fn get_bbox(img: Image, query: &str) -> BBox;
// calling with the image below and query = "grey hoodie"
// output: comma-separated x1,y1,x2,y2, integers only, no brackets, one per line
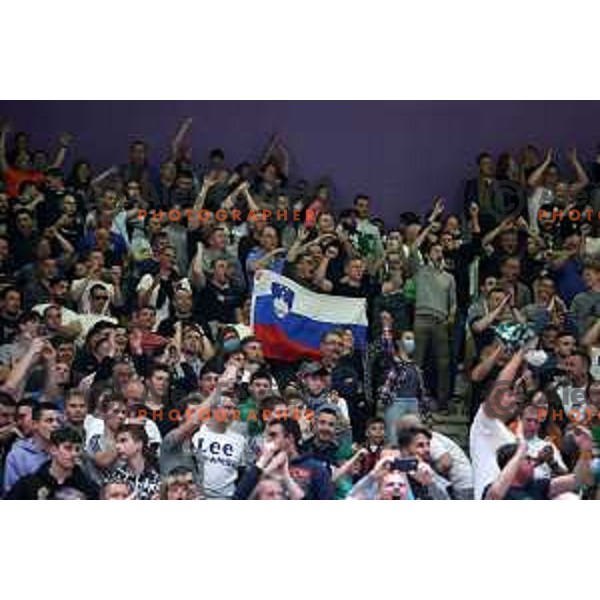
3,438,50,495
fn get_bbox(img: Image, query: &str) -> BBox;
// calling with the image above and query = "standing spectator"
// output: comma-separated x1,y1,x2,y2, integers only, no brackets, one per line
235,418,333,500
5,427,98,500
409,210,456,411
3,401,60,494
109,424,161,500
192,392,249,499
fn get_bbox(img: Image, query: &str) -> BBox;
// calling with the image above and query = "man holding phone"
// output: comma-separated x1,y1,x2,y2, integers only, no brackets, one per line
484,428,591,500
396,425,450,500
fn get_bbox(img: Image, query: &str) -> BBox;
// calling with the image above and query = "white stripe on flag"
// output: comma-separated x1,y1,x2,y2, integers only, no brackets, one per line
253,270,367,326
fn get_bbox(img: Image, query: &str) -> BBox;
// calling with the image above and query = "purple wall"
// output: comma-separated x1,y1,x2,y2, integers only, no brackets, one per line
1,101,599,220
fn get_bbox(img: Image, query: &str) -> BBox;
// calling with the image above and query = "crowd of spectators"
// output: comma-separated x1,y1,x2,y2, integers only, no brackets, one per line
1,115,600,500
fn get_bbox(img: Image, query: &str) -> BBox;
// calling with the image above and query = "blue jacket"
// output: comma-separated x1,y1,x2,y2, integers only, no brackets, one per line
3,438,50,495
234,454,333,500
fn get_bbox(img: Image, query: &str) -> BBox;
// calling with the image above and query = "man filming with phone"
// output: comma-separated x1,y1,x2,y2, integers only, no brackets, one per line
396,425,451,499
347,428,450,500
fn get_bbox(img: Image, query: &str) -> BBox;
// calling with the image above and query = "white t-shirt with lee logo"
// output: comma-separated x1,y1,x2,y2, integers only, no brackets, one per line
192,425,248,499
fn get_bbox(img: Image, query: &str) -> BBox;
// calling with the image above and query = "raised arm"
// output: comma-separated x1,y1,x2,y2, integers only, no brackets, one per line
484,440,528,499
482,346,525,419
40,343,61,402
50,132,73,169
567,148,590,194
247,248,287,275
137,273,162,308
313,250,335,293
241,184,262,213
472,295,510,334
549,427,594,498
88,429,120,469
332,448,368,483
170,117,193,160
49,227,75,260
261,133,289,177
413,222,434,251
469,202,481,235
3,339,44,400
188,242,206,290
91,165,119,188
0,120,9,173
482,219,513,248
193,173,219,211
471,344,503,383
336,228,359,259
527,148,553,188
581,317,600,348
286,226,311,263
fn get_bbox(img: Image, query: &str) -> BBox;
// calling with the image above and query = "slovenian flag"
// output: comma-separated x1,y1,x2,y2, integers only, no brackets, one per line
251,270,368,362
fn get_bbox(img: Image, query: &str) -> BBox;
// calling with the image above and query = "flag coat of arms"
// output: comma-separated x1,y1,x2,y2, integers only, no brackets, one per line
251,270,368,362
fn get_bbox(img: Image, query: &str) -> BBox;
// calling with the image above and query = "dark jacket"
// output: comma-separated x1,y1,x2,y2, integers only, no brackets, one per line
5,461,99,500
234,454,333,500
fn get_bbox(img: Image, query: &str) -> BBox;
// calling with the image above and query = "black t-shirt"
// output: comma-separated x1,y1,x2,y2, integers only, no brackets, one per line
156,315,212,341
484,478,550,500
36,189,65,230
238,236,259,278
10,232,39,270
333,276,380,299
443,235,482,310
282,261,322,292
333,276,382,330
301,437,340,468
72,348,101,383
195,280,244,324
0,313,20,345
5,461,99,500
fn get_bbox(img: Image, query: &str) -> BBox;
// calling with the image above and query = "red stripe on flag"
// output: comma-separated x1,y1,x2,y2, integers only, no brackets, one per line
254,324,321,362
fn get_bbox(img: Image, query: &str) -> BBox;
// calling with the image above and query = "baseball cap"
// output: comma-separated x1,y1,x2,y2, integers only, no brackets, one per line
299,362,330,377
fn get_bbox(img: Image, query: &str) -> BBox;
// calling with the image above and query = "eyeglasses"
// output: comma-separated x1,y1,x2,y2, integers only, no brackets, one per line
93,295,109,301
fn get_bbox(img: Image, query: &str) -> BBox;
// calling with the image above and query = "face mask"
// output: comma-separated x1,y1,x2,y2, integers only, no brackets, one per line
223,340,240,354
524,349,548,368
402,339,416,355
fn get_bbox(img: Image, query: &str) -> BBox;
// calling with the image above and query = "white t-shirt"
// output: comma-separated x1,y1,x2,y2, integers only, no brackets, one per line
192,425,248,499
557,384,586,418
431,432,473,491
76,314,119,339
469,405,516,499
83,414,162,446
528,186,554,234
136,274,172,325
32,304,81,326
